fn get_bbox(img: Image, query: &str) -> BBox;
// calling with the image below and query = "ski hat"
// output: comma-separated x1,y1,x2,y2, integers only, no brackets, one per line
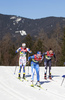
37,51,41,54
22,43,26,47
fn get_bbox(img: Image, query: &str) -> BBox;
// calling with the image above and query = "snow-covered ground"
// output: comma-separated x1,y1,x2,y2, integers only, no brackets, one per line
0,66,65,100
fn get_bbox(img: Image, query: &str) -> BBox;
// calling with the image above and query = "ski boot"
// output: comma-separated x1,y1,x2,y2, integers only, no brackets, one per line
49,73,52,79
18,74,21,79
31,81,34,87
44,73,47,80
37,81,40,87
23,74,25,79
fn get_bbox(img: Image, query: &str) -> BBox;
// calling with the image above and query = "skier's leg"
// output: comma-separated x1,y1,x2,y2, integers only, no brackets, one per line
18,65,22,79
18,57,22,78
23,57,26,79
23,65,25,79
49,60,52,79
31,62,35,84
35,64,40,86
36,64,39,82
44,59,47,79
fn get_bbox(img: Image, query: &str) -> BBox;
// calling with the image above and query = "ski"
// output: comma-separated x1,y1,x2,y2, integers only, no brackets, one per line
30,84,36,88
17,77,29,82
35,84,47,90
21,78,29,82
30,83,47,90
47,78,58,83
44,77,58,83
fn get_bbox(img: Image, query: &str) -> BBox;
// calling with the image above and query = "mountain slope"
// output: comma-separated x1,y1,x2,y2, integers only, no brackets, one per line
0,14,65,40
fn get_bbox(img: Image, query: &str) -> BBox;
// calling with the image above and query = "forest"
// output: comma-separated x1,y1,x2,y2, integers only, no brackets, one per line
0,28,65,66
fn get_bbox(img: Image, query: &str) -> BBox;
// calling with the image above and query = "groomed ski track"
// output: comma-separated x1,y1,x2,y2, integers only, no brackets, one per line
0,66,65,100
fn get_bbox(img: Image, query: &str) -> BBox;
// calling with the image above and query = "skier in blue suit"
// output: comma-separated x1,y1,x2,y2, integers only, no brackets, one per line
28,51,43,86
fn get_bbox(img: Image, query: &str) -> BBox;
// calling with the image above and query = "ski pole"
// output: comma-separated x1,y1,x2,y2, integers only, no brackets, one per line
61,75,65,86
14,57,19,74
14,66,17,74
28,53,29,74
61,78,64,86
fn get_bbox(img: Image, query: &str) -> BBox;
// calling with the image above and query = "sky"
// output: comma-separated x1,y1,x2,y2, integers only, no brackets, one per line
0,0,65,19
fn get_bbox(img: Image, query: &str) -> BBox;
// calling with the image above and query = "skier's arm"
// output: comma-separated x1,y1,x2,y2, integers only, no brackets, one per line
42,52,47,56
28,55,34,61
15,47,21,53
53,53,56,61
41,55,44,60
38,55,44,63
27,48,32,53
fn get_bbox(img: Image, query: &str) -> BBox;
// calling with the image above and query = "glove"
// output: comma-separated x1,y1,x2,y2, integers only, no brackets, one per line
15,51,17,53
27,61,29,65
29,51,32,53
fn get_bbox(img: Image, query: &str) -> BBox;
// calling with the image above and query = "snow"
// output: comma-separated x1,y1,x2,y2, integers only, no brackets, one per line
10,16,21,24
15,30,27,36
0,66,65,100
10,16,16,19
15,18,21,23
63,19,65,21
13,23,16,25
20,30,27,36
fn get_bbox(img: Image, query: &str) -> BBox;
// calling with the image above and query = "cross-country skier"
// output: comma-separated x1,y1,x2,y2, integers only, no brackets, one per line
16,43,32,79
28,51,43,87
43,48,56,79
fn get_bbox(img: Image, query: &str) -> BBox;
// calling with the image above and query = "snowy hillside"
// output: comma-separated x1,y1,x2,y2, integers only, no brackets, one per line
0,66,65,100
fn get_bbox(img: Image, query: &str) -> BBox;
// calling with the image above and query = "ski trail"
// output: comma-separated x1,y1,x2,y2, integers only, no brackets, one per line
0,66,65,100
10,67,65,99
0,80,32,100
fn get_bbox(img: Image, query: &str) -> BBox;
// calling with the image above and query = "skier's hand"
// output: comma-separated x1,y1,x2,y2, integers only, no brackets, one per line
27,61,29,65
39,60,42,63
15,51,18,53
54,58,56,62
29,50,32,53
52,60,53,62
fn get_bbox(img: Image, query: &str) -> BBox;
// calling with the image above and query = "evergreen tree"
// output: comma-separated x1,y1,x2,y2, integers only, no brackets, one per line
60,28,65,65
0,51,4,65
8,44,16,65
32,39,43,54
24,34,33,60
37,39,43,53
25,34,33,50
